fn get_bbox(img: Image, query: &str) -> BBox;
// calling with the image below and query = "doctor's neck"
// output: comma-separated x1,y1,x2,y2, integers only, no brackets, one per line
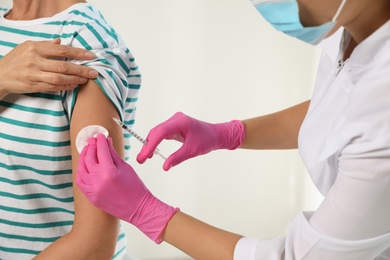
342,0,390,44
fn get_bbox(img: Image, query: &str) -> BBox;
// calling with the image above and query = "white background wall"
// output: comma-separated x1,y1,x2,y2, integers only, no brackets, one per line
3,0,324,259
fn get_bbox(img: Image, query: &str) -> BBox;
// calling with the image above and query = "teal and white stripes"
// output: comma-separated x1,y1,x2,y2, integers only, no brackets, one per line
0,3,140,259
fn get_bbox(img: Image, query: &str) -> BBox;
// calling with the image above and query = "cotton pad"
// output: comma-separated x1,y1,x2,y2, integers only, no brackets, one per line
76,125,109,153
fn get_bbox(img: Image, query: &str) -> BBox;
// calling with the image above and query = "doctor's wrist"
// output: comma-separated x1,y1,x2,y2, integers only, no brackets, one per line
216,120,246,150
130,192,179,244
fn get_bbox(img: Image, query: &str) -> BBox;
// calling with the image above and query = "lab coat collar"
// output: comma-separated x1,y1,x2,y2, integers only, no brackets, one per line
342,19,390,68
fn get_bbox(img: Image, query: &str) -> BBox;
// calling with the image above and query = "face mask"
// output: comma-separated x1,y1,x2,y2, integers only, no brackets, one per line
251,0,347,45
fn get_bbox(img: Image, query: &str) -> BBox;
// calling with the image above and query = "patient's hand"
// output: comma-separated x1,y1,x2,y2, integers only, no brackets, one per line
0,39,98,99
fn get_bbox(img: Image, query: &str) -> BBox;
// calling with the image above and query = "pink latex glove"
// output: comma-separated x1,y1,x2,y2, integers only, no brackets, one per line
137,112,245,171
76,134,179,244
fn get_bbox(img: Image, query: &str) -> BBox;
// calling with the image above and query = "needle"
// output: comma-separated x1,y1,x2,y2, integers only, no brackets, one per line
112,117,167,160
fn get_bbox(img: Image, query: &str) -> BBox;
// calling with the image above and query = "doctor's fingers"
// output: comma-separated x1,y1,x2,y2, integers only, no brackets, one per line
84,138,99,170
95,134,116,166
106,137,126,167
137,121,184,164
162,143,195,171
76,146,94,191
75,171,95,199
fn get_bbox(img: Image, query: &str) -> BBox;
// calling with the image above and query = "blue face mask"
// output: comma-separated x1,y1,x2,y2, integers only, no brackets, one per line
251,0,347,45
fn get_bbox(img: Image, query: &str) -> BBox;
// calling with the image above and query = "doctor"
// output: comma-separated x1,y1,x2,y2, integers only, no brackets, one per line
76,0,390,259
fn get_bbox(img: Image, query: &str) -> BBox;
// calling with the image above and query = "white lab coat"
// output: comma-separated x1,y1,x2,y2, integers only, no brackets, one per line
234,20,390,259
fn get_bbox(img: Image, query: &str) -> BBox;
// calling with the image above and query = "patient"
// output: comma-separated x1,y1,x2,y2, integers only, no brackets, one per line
0,0,140,259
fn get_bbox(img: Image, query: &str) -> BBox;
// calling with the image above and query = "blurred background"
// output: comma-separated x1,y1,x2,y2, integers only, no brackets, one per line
2,0,324,259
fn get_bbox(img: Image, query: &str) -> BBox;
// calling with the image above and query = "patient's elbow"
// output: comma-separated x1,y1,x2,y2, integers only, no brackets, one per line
70,219,120,259
92,227,120,259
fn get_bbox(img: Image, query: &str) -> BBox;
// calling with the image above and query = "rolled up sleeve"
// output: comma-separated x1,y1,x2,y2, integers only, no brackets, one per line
234,212,390,260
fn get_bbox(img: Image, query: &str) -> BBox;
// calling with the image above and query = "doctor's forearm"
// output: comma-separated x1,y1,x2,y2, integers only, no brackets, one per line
241,100,310,150
162,211,243,260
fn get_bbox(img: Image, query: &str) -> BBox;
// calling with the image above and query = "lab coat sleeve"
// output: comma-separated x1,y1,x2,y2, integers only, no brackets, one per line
234,212,390,260
235,74,390,260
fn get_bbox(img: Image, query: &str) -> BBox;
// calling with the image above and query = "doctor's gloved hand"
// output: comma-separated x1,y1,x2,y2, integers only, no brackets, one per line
137,112,245,171
76,134,179,244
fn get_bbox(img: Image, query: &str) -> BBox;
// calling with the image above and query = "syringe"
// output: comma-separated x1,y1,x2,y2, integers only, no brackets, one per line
112,117,167,160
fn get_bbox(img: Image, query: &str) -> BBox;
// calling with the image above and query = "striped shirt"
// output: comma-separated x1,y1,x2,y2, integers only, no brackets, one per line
0,3,141,259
